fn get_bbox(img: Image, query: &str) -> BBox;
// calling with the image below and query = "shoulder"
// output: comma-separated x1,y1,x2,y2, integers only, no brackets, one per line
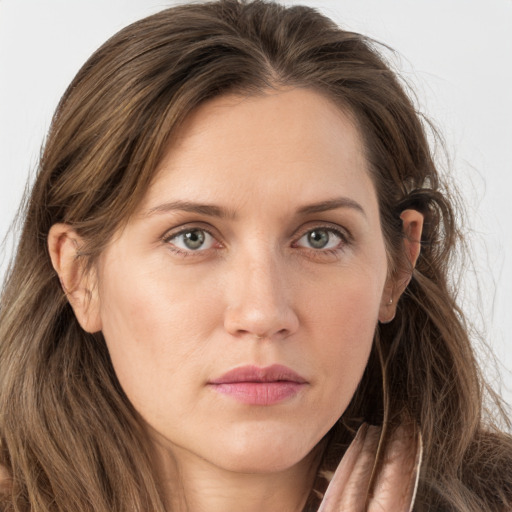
418,429,512,511
464,430,512,510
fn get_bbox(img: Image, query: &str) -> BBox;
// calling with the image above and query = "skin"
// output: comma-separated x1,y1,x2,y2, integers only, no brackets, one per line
49,88,423,512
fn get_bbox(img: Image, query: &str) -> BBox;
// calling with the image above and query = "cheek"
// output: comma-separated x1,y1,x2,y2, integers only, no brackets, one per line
96,259,223,405
305,263,383,343
302,268,384,410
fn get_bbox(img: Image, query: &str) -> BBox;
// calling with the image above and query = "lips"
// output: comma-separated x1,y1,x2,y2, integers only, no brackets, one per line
208,364,308,405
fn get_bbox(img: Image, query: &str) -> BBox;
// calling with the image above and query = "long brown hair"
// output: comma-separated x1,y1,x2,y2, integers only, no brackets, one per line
1,1,511,510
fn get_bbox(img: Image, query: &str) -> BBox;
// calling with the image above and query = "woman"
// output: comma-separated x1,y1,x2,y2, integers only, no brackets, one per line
0,1,511,510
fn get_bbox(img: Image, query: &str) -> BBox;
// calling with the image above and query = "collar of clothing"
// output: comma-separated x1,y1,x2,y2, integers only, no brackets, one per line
315,422,423,511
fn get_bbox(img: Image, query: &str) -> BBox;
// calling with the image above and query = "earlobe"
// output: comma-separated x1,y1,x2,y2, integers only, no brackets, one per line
378,209,424,323
48,224,102,333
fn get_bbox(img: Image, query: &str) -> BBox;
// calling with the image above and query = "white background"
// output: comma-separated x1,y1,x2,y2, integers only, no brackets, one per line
1,0,511,405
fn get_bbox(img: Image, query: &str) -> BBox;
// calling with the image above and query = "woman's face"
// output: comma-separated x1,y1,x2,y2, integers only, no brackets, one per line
92,88,390,473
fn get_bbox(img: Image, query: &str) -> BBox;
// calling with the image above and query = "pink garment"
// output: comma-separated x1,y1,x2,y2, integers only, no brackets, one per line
317,423,423,511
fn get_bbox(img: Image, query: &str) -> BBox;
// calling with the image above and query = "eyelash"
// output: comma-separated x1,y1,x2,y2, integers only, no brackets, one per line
162,226,221,257
162,224,351,258
293,225,350,257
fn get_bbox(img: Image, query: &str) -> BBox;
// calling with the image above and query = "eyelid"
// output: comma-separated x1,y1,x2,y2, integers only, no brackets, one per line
161,223,223,254
160,221,351,256
292,223,352,245
162,222,220,241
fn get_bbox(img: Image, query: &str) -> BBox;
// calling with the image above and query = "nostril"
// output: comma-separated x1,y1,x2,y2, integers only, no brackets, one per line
223,277,299,340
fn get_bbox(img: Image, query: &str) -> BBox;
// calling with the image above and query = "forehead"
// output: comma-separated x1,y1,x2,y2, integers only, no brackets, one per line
140,87,377,217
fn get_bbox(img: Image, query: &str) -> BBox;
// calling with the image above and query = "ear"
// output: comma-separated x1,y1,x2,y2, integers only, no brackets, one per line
379,209,424,323
48,224,102,333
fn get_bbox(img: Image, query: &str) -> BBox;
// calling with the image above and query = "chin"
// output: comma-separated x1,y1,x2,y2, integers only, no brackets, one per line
207,426,323,474
216,450,311,474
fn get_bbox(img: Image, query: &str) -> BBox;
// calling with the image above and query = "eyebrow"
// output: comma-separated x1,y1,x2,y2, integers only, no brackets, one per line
145,200,237,219
145,197,366,219
297,197,366,217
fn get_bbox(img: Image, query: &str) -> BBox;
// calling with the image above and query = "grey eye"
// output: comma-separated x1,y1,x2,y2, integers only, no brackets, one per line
307,230,329,248
297,229,342,250
170,229,215,251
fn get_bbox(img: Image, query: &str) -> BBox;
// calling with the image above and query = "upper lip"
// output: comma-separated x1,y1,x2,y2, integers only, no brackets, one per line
209,364,308,384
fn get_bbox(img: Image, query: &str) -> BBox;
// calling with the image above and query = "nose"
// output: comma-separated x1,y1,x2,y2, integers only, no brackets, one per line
223,246,299,341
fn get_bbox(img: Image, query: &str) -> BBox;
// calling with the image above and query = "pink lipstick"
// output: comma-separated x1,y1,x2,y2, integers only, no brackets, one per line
208,364,308,405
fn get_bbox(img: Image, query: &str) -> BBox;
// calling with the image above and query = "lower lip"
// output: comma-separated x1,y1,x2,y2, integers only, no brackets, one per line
209,382,306,405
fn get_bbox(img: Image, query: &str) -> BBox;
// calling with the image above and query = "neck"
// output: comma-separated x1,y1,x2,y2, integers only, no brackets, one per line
152,442,322,512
